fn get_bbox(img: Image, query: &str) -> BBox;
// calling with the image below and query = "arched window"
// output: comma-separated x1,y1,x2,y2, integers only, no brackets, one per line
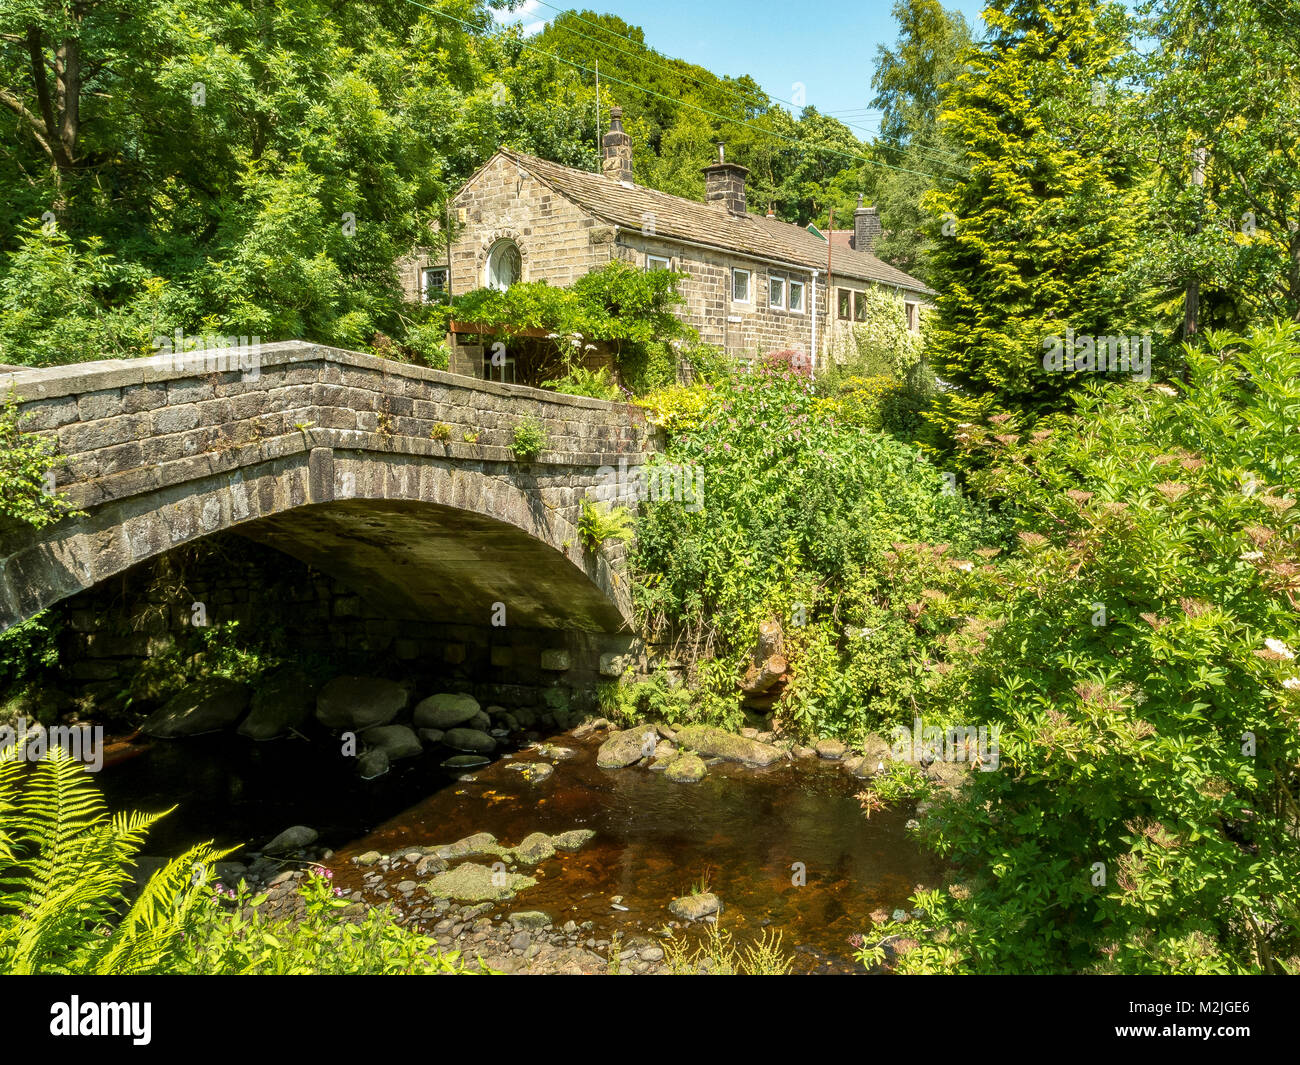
485,240,521,290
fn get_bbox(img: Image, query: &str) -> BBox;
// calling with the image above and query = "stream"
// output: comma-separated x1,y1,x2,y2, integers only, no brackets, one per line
97,724,941,974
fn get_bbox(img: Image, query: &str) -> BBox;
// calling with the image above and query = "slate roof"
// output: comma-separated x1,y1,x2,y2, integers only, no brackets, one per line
495,148,934,297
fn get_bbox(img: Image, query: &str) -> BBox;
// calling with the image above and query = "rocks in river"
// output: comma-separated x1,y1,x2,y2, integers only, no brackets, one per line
417,728,444,745
668,891,721,921
534,744,576,761
509,910,552,930
673,725,783,767
664,751,707,783
596,725,660,768
413,692,481,730
859,733,892,775
358,748,390,779
431,832,507,861
468,710,492,731
239,667,316,740
361,724,423,761
552,829,596,851
354,851,384,866
507,761,554,784
443,727,496,754
423,862,536,902
264,825,318,855
441,753,489,770
512,831,556,865
315,676,408,730
141,678,252,738
815,738,847,760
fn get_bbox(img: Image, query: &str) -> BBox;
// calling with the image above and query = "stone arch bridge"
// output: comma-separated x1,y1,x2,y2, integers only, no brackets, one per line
0,342,654,654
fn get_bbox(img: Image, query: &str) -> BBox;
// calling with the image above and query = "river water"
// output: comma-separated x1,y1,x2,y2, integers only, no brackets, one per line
97,726,941,973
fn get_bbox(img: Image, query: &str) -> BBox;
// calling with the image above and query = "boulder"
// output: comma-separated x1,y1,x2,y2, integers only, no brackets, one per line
668,892,721,921
509,910,552,929
443,727,496,754
512,831,556,865
423,862,536,902
315,676,408,731
361,724,423,761
596,725,660,768
431,833,507,861
239,668,316,740
552,829,596,851
417,728,445,745
673,725,783,767
141,678,251,738
264,825,318,855
357,748,390,779
815,738,847,760
413,693,481,730
664,752,707,783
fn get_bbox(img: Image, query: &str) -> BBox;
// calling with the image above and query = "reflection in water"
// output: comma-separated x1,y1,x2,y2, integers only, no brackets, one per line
98,728,942,973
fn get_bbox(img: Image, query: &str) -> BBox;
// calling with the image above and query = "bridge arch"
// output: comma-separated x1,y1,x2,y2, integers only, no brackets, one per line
0,342,652,634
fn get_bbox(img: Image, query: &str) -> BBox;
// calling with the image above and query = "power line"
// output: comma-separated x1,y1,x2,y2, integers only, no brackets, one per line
409,0,964,182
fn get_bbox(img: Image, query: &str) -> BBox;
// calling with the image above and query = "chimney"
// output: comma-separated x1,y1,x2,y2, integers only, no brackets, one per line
703,143,749,215
602,107,633,185
853,193,882,252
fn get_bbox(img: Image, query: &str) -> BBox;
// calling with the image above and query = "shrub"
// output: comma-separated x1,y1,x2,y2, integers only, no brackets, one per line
510,419,548,460
576,498,634,553
903,323,1300,974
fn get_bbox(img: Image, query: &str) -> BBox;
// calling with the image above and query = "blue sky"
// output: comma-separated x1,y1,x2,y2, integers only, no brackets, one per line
495,0,992,131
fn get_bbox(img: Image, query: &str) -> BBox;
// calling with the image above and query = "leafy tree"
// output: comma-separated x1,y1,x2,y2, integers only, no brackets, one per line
921,0,1157,443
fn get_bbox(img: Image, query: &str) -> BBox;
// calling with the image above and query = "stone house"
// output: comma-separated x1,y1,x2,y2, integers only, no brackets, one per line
400,108,933,382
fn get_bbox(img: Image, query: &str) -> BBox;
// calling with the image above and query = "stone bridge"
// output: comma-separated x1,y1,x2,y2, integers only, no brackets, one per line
0,341,654,641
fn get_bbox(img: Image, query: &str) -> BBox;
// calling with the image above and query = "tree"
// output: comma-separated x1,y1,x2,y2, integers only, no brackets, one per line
867,0,973,281
921,0,1157,442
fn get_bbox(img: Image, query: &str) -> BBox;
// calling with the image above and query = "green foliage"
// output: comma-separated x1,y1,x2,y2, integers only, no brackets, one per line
510,418,548,460
429,422,452,441
632,362,1006,738
544,363,622,400
0,747,226,974
179,872,471,975
661,922,794,975
921,0,1158,442
0,390,78,529
576,498,635,553
907,323,1300,974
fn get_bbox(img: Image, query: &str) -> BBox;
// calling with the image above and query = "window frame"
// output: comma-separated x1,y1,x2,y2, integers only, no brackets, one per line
485,239,522,291
837,288,852,320
853,290,868,322
788,278,805,315
646,253,672,272
732,267,751,304
420,266,449,303
905,300,920,334
768,274,786,310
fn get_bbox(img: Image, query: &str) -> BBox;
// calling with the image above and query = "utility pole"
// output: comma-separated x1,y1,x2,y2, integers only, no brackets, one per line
1184,145,1207,340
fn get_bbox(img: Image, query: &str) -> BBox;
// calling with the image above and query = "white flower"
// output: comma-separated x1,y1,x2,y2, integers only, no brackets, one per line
954,561,974,572
1152,383,1177,396
1283,677,1300,691
1265,638,1295,660
1240,551,1265,562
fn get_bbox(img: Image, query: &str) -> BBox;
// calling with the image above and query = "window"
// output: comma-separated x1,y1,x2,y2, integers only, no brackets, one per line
732,268,751,303
769,275,785,309
420,266,448,303
905,300,920,334
646,254,671,271
485,240,521,291
788,279,805,314
837,288,851,320
854,291,868,322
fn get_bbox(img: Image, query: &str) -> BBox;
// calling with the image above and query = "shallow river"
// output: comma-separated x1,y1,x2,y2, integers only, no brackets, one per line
98,727,941,973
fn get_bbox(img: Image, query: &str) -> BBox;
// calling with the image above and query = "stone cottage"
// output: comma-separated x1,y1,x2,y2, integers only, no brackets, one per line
401,108,933,381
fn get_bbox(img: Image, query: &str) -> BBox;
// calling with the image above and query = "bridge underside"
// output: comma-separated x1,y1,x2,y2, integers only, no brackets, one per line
237,499,625,631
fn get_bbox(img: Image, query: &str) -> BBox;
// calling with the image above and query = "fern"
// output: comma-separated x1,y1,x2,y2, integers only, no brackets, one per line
0,746,227,974
576,498,635,552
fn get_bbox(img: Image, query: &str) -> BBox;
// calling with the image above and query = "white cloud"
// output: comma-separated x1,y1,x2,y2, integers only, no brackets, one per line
493,0,547,38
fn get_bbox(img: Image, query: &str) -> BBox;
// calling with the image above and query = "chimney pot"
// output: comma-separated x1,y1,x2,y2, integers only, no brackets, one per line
853,199,882,252
602,107,633,185
703,148,749,216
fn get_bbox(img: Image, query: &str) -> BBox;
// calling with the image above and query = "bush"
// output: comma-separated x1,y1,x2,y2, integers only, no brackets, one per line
903,323,1300,974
